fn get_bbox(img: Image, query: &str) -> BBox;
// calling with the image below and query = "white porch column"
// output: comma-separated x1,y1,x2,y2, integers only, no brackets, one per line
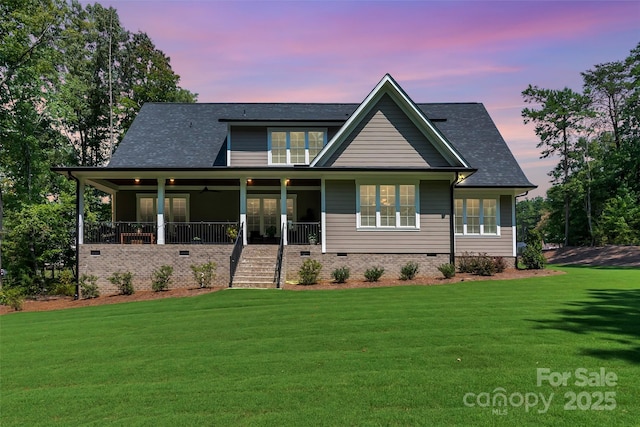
512,195,517,257
321,178,326,253
78,178,85,245
157,178,165,245
240,178,247,246
280,178,288,245
111,192,117,223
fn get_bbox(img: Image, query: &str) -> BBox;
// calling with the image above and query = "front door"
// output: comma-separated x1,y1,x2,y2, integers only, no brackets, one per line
247,197,279,242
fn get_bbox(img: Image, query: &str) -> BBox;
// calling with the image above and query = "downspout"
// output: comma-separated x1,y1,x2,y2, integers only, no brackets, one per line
67,171,80,300
514,191,530,270
449,172,459,265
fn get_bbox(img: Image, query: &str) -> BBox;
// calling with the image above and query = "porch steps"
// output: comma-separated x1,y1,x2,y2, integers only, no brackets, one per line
232,245,280,289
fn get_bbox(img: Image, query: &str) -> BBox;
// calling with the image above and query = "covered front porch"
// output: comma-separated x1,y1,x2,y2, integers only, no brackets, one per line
77,175,322,247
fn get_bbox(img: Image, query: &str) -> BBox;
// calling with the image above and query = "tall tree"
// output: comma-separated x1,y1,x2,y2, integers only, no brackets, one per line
582,44,640,193
118,32,197,133
582,59,628,149
1,0,68,203
522,86,591,246
1,0,70,284
515,196,547,242
619,43,640,195
1,0,197,284
54,1,126,166
54,1,197,165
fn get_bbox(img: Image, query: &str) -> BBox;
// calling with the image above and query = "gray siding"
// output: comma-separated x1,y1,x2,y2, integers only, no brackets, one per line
455,195,514,257
230,126,267,166
421,181,451,253
324,179,451,254
455,229,514,257
324,94,449,167
500,195,513,227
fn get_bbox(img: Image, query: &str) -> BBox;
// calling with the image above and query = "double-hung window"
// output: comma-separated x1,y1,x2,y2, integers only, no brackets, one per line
269,129,327,165
137,194,189,223
454,198,498,235
358,184,418,229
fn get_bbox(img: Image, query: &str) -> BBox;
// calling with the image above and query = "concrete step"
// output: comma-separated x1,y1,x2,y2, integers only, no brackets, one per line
231,244,281,288
239,260,274,266
232,280,276,289
235,263,274,272
237,260,275,268
234,274,273,280
232,283,279,289
234,271,274,277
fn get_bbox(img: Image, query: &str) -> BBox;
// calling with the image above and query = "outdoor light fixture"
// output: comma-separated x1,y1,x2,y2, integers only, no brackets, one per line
285,179,290,186
169,178,175,184
247,178,252,184
134,178,140,184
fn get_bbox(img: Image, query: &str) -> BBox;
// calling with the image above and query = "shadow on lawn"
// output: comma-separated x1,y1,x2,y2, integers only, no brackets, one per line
531,288,640,364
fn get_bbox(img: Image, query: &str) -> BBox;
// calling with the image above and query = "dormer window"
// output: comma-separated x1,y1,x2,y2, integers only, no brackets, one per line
268,129,327,165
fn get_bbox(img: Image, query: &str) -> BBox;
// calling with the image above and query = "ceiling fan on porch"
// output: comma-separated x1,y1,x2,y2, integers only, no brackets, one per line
200,183,220,194
199,186,220,194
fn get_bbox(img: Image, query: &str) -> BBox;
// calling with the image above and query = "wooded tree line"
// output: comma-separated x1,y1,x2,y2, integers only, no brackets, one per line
1,0,196,288
518,43,639,247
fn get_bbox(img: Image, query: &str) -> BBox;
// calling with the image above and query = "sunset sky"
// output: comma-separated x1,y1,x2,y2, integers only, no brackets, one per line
87,0,639,198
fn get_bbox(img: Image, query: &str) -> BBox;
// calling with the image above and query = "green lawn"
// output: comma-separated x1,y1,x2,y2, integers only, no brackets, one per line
1,267,638,426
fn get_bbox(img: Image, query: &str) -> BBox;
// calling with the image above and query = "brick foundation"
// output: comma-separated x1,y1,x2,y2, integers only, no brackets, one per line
80,244,517,293
79,244,233,294
284,246,451,283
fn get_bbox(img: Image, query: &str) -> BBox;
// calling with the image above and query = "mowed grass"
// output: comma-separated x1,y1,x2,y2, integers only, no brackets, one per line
1,267,639,426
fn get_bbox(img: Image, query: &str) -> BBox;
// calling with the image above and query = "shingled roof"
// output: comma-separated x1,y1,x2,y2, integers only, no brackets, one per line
108,102,534,188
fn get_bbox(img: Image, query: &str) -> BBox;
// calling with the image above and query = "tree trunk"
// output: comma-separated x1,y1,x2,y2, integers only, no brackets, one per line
564,193,570,247
563,127,570,246
0,185,3,289
585,150,594,245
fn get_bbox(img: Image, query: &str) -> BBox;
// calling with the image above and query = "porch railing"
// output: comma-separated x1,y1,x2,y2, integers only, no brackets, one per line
287,222,321,245
84,222,157,244
274,222,285,288
83,221,238,244
229,223,244,287
165,222,238,244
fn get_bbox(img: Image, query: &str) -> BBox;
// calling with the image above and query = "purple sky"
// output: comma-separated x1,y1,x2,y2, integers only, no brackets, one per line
90,0,638,198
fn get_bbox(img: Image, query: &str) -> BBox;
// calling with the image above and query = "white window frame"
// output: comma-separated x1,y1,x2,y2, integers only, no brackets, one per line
136,194,190,223
268,128,327,165
454,197,500,236
356,182,420,230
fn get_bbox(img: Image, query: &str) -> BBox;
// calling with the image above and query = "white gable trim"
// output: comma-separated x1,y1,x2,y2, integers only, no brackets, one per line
310,74,470,168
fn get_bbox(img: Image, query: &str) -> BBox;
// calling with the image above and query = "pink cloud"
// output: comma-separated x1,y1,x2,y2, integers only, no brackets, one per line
85,0,638,198
106,1,638,93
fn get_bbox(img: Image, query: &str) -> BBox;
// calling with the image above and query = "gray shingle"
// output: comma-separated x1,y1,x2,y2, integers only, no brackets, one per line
419,103,534,188
108,102,534,188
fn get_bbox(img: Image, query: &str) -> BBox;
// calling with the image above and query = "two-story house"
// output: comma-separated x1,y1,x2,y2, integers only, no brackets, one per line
55,74,535,292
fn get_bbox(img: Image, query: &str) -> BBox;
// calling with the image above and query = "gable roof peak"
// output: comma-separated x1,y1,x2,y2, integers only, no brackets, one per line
310,74,470,168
